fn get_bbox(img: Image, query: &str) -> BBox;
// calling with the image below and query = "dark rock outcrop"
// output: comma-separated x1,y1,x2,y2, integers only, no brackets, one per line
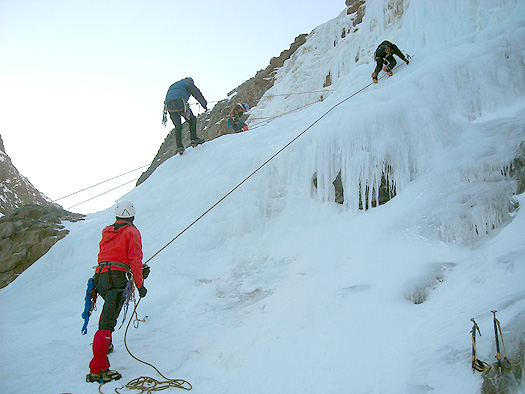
0,134,84,289
346,0,366,26
0,204,84,288
510,141,525,195
0,134,59,216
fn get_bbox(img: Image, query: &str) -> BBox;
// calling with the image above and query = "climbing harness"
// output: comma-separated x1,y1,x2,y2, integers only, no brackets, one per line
93,261,137,330
81,277,97,335
470,318,490,372
163,99,193,126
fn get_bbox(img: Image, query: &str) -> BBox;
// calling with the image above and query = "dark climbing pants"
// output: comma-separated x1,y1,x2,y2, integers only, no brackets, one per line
93,270,128,331
374,55,397,75
167,98,198,147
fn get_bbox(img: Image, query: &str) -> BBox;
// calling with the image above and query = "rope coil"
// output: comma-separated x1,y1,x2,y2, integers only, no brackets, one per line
120,299,192,392
119,376,192,393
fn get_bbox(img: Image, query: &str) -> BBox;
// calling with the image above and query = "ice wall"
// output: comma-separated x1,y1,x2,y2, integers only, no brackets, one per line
247,0,525,242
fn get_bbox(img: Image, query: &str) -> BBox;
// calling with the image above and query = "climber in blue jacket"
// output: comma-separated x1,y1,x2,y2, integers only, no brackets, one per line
164,77,207,153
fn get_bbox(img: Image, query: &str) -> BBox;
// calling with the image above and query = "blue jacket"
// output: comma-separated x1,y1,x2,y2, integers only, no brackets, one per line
165,78,207,109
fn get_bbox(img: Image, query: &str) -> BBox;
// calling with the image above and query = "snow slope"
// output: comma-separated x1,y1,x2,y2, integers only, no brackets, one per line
1,0,525,393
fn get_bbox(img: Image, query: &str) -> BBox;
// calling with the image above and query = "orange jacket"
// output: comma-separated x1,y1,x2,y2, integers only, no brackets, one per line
96,221,144,288
229,103,245,120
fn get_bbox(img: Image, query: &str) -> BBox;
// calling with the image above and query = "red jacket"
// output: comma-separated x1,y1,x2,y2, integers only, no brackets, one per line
96,221,144,288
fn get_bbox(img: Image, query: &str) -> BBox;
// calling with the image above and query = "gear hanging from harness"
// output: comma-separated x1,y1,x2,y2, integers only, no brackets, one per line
81,261,136,335
162,99,192,127
162,102,168,127
119,275,135,329
96,261,135,329
81,277,97,335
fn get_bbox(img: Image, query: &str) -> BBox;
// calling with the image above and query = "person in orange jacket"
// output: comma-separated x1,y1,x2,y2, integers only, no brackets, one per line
86,200,149,384
228,103,249,133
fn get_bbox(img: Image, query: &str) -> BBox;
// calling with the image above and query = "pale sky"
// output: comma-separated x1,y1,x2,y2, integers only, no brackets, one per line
0,0,345,214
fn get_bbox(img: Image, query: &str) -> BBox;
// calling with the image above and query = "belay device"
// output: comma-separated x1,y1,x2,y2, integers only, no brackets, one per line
81,277,97,335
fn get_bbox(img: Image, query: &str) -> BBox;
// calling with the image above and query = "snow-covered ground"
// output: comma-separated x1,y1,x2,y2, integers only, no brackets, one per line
1,0,525,393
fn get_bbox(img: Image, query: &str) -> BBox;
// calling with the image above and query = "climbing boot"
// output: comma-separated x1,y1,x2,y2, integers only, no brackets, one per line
371,72,378,83
86,369,122,383
383,66,393,76
190,138,205,147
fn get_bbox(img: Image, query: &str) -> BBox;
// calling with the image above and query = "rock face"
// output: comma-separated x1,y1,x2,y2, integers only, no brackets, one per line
0,135,84,288
0,134,58,216
511,141,525,194
137,33,308,186
346,0,366,25
0,204,84,289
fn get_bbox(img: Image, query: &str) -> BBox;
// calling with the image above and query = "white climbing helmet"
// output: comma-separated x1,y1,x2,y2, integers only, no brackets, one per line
115,199,135,218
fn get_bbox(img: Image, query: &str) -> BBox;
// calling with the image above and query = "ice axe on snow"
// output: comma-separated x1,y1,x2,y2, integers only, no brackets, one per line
490,310,515,371
470,318,489,372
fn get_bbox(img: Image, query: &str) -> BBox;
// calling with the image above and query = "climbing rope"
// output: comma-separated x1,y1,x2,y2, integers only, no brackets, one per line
0,165,149,240
247,100,320,130
0,178,138,240
144,58,413,264
117,298,192,393
53,165,148,202
263,88,336,98
65,178,139,211
246,89,338,130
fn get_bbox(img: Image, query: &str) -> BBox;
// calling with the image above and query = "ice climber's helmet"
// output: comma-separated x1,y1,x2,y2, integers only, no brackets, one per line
115,200,135,219
242,103,249,111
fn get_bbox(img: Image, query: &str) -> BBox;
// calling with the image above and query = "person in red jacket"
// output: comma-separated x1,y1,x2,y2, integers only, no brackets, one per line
86,200,148,384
